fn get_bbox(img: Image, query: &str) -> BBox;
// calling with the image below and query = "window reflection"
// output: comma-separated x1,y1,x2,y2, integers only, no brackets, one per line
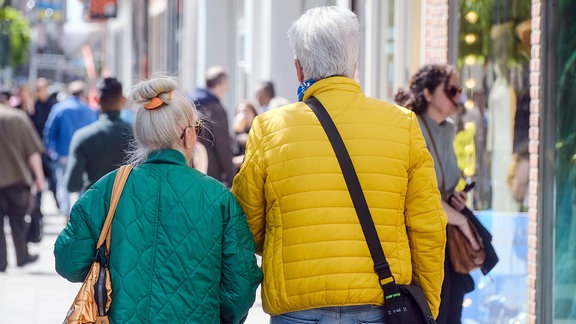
455,1,531,322
555,0,576,320
456,0,531,212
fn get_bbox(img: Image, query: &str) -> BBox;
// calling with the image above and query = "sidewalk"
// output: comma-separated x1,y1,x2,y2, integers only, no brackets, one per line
0,191,268,323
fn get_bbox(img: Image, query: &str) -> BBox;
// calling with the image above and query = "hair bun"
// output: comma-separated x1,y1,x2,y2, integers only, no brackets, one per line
132,77,179,106
158,91,172,105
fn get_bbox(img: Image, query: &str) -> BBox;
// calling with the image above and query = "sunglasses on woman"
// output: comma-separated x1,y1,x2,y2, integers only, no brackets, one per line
180,120,203,140
445,85,462,98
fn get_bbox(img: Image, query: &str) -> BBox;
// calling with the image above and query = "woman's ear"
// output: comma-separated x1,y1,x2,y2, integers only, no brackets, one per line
423,88,433,103
183,127,193,149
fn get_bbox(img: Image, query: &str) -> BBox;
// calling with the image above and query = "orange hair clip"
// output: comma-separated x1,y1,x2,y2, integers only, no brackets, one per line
143,92,172,110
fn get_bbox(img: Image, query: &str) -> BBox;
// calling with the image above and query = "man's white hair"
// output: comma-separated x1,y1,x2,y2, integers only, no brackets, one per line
288,6,359,81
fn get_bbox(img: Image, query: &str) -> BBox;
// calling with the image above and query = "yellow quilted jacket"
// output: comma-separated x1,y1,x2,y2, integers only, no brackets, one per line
232,77,447,317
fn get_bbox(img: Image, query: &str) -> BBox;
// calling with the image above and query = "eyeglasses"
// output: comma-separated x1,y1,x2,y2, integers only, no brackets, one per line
445,85,462,98
179,120,203,140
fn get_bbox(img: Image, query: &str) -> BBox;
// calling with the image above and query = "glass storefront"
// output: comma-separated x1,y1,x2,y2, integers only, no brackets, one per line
554,0,576,320
454,1,531,322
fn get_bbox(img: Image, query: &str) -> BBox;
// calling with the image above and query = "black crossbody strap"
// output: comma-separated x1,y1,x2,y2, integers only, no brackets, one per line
305,96,396,290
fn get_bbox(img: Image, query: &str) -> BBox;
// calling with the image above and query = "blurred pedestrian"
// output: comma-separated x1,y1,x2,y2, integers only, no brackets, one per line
32,78,59,138
189,66,236,187
232,6,447,322
0,90,12,106
0,102,44,271
65,77,134,194
14,84,35,115
267,96,291,110
54,76,262,323
232,100,258,170
254,81,275,112
395,63,479,324
43,80,97,218
31,77,59,214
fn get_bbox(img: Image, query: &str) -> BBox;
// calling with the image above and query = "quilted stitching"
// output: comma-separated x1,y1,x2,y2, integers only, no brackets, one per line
55,150,262,323
232,77,447,317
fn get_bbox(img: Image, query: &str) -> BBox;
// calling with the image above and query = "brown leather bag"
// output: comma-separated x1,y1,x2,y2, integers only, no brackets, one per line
446,221,486,274
64,165,133,324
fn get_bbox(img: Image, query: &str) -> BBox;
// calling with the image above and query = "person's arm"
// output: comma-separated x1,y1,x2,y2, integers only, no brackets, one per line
21,115,45,192
54,186,107,282
43,108,58,159
231,117,266,254
404,115,447,319
214,106,236,186
65,133,87,193
28,152,44,193
219,192,263,324
442,193,480,251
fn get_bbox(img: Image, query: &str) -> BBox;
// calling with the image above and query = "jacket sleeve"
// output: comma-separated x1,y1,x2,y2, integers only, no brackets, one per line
54,185,108,282
219,191,263,324
230,117,267,254
65,132,87,192
404,114,448,318
43,108,59,156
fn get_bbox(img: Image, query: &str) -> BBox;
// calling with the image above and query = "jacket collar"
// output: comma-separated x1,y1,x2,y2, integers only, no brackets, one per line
145,149,187,166
302,76,362,101
100,111,121,121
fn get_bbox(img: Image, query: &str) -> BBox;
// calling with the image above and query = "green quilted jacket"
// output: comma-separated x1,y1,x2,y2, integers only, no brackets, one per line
54,149,262,323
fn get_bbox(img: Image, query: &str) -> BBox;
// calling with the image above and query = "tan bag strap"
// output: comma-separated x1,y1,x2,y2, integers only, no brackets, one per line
96,164,134,252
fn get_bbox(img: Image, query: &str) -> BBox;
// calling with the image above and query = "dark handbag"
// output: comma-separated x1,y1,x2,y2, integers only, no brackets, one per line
26,190,43,243
26,205,43,243
306,97,436,324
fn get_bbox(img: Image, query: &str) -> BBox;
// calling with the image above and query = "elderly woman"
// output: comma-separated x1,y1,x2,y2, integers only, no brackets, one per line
54,76,262,323
232,6,447,323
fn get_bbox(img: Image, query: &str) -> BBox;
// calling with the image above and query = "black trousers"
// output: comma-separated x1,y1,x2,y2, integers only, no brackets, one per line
436,249,475,324
0,184,32,270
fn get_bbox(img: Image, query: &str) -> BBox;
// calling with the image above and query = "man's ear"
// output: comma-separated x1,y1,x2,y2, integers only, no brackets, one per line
295,59,304,83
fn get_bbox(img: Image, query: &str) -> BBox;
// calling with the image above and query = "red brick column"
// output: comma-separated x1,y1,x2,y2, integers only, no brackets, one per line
527,1,542,323
424,0,449,63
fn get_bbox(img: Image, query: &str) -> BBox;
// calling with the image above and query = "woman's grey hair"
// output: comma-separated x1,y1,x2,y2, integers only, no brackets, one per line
288,6,359,81
127,76,198,165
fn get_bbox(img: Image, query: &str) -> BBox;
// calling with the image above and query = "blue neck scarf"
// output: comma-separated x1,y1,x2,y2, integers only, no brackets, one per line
297,79,316,101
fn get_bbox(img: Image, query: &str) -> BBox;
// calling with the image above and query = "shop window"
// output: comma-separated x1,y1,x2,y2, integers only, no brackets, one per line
454,0,531,322
554,1,576,320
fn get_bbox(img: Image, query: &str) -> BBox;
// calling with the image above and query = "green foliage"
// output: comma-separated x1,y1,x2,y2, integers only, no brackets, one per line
0,6,31,68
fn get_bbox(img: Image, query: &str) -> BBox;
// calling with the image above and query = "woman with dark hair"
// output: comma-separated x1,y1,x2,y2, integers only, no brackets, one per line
395,63,480,324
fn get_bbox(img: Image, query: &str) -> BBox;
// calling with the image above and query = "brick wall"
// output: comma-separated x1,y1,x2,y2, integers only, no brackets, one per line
424,0,449,63
527,1,541,323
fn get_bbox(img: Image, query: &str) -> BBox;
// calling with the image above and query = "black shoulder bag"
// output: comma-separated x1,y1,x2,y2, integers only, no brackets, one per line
305,96,437,324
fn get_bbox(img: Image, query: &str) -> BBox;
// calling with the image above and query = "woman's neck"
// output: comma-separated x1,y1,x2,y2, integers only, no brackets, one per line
425,109,445,124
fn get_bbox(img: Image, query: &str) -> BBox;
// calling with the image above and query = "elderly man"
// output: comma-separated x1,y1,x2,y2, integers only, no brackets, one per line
232,6,447,322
